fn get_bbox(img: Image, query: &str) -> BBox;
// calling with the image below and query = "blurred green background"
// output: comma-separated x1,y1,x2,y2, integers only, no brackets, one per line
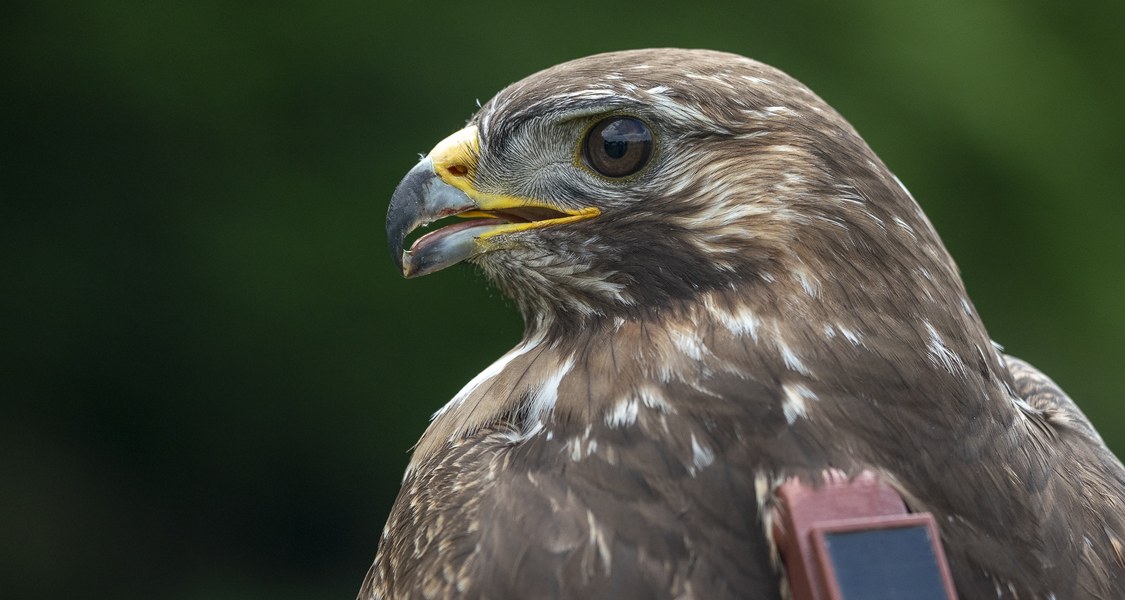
3,1,1123,598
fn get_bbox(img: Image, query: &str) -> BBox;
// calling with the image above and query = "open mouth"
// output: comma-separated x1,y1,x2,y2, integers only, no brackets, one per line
386,146,602,278
406,206,579,256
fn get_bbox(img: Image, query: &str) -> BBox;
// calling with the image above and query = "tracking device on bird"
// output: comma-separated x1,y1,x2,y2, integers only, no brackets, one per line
773,471,958,600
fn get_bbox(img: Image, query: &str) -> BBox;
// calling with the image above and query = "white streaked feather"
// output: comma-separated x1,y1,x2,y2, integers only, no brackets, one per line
605,397,639,428
433,334,544,419
924,320,966,376
776,339,811,375
689,433,715,475
781,382,818,424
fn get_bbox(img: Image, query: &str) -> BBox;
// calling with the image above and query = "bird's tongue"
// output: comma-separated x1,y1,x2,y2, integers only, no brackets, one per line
408,217,510,256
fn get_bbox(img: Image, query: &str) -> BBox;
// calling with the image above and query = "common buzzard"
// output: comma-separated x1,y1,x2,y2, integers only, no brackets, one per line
364,49,1125,599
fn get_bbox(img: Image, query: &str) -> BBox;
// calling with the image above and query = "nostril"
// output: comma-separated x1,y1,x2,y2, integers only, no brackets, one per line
447,164,469,177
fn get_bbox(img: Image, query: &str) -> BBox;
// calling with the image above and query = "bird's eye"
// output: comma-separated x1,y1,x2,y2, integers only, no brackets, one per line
582,117,653,178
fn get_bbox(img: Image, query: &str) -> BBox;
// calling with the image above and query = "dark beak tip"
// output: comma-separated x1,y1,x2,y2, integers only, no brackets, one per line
385,222,403,265
385,158,479,279
386,234,408,279
386,163,436,272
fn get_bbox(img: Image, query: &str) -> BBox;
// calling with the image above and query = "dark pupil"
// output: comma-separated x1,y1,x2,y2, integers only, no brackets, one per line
604,139,628,159
601,120,643,160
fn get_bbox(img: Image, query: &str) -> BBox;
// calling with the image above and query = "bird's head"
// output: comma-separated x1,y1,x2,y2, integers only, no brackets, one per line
388,49,965,336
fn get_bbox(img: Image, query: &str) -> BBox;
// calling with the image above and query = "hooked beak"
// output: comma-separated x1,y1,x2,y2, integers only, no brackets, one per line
385,126,600,278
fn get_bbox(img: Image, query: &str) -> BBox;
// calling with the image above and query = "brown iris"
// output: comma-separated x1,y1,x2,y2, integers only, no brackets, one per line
582,117,653,178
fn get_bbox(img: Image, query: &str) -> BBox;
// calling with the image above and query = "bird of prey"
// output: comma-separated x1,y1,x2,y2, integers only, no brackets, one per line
364,49,1125,599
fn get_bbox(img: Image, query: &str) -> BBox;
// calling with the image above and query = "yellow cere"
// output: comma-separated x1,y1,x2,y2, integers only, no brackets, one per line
429,125,481,193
